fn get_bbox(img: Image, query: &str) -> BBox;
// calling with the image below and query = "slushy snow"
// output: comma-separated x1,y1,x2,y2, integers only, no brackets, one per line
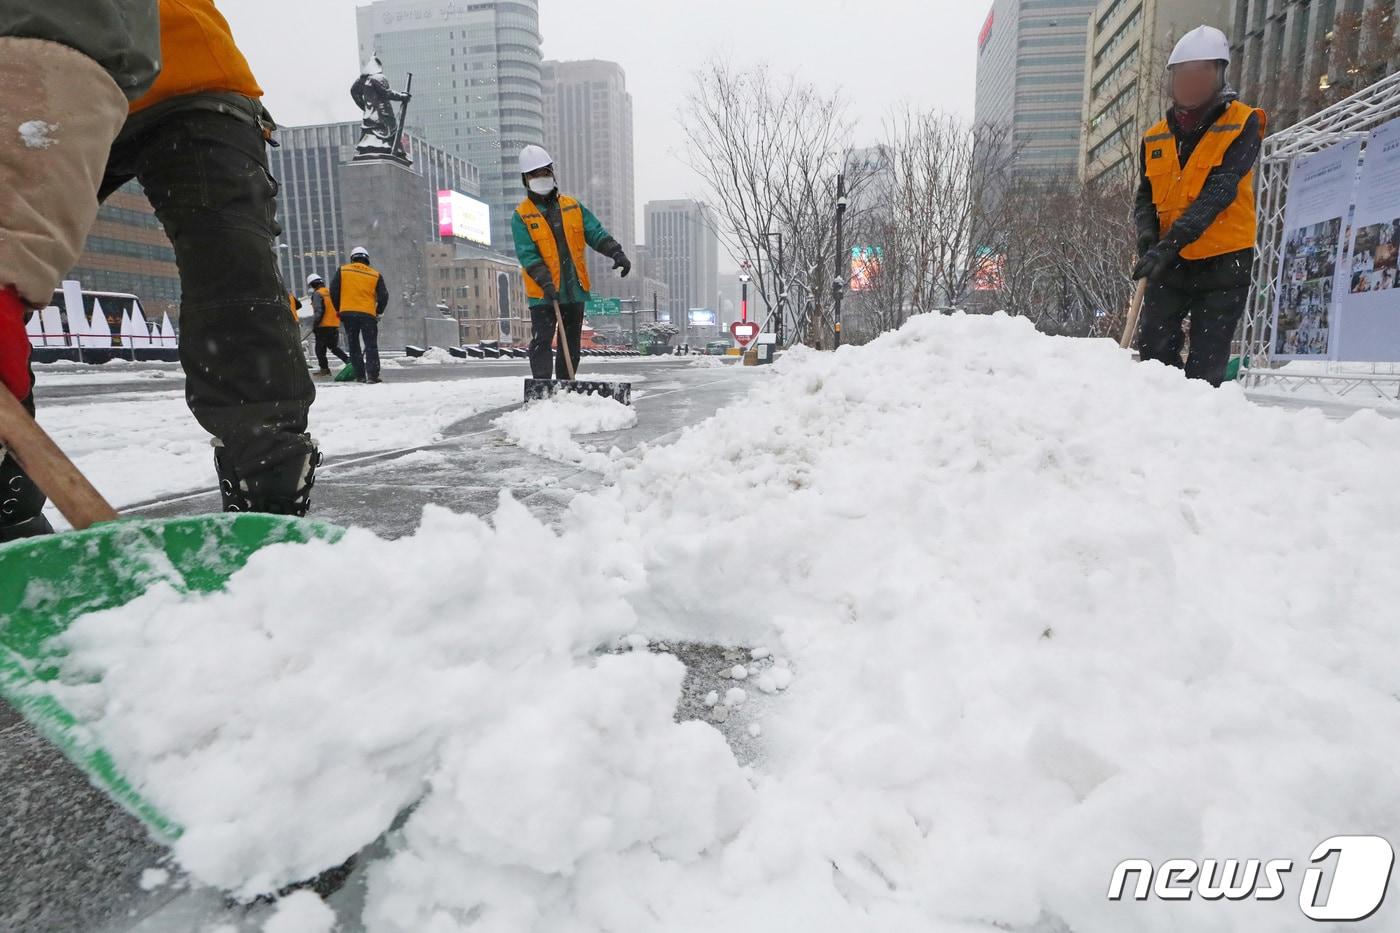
50,312,1400,930
494,391,638,472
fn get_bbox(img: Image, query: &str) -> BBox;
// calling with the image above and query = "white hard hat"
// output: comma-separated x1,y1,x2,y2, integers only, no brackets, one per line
519,144,553,174
350,246,369,260
307,273,324,287
1169,25,1231,67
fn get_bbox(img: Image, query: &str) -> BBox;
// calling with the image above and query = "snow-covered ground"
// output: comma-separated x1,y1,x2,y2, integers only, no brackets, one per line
35,377,522,511
41,313,1400,931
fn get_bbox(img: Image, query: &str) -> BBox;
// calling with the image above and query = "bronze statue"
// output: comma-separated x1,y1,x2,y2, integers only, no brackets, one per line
351,54,413,163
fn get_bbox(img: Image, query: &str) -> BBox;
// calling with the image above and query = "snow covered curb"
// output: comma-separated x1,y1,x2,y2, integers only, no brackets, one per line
51,312,1400,931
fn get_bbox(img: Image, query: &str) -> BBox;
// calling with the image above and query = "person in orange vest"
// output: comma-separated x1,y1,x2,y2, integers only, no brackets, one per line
307,273,350,376
328,248,389,384
1131,25,1265,387
0,0,319,537
512,144,630,380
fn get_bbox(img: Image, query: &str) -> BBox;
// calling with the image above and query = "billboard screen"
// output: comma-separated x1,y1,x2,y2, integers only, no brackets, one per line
437,190,491,246
850,246,883,291
688,308,717,326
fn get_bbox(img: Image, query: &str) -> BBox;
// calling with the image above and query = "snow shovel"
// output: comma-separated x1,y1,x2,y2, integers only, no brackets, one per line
523,300,632,405
334,362,359,382
0,388,342,840
1120,278,1149,350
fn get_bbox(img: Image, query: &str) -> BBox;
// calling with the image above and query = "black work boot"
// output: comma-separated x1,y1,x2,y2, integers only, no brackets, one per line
213,437,323,517
0,452,55,542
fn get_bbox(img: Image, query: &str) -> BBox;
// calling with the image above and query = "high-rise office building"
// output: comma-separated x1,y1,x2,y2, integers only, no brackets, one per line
973,0,1098,181
267,121,478,296
1227,0,1399,133
643,200,720,322
357,0,544,248
1080,0,1232,185
541,59,636,301
66,181,181,324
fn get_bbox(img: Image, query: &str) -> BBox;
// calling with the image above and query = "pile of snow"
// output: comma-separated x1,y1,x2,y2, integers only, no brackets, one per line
52,313,1400,930
394,347,459,366
494,391,637,472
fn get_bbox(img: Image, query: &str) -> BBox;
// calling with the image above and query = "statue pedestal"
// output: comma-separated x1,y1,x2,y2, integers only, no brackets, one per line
338,157,432,354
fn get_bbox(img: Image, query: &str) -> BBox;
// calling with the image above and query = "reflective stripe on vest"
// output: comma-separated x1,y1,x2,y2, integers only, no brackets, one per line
515,195,591,300
1144,100,1267,261
338,264,381,316
316,286,340,328
131,0,263,114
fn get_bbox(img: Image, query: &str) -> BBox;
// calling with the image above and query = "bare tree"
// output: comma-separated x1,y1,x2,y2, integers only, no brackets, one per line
681,60,862,348
868,108,1016,315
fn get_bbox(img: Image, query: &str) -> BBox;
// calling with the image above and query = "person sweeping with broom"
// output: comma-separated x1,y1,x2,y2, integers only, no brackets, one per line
512,144,631,383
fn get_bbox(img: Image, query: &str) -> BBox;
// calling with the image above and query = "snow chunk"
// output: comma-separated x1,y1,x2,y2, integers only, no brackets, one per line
138,867,170,890
262,891,334,933
723,687,748,707
18,120,57,149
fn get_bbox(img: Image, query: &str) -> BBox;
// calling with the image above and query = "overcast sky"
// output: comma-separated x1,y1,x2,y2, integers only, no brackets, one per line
224,0,990,260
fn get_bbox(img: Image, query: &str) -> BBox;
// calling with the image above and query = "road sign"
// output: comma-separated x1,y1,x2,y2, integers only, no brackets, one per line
731,321,760,348
586,297,622,316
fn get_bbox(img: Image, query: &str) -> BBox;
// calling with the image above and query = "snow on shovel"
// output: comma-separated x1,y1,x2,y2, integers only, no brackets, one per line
0,387,342,841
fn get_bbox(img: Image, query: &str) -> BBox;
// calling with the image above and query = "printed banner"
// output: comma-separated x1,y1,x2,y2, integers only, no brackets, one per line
1270,139,1362,360
1336,117,1400,361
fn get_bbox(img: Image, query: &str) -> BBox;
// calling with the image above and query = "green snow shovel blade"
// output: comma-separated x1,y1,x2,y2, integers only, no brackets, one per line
0,514,344,841
334,362,358,382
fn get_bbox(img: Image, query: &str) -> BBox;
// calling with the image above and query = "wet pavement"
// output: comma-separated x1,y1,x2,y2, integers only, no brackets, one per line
3,358,765,932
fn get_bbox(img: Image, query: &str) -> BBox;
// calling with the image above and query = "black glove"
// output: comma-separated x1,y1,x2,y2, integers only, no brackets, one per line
1136,231,1159,259
612,251,632,278
541,282,559,305
1132,242,1177,282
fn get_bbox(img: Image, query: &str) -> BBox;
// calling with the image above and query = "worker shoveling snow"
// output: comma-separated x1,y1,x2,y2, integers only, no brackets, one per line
46,312,1400,931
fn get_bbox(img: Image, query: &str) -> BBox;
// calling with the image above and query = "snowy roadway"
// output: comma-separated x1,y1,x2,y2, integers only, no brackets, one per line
5,322,1400,933
4,356,762,933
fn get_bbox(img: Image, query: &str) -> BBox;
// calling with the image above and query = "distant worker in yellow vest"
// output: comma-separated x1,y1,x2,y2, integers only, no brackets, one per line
1132,25,1265,387
307,273,349,376
512,145,631,380
329,247,389,384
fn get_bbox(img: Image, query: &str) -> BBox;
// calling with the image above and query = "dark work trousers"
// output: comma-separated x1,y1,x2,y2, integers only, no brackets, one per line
314,326,350,370
0,388,54,541
1136,281,1249,387
341,312,380,381
99,109,316,479
529,302,584,380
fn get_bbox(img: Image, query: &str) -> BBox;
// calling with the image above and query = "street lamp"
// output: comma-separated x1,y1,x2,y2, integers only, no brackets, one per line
833,173,848,348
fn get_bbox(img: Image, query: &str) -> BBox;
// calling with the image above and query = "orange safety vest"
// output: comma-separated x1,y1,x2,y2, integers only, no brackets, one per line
338,263,382,316
131,0,263,114
289,293,300,321
315,286,340,328
515,195,591,300
1143,100,1267,260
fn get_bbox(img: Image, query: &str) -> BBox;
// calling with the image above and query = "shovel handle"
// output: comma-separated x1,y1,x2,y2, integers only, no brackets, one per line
0,388,117,530
1120,278,1148,350
553,300,576,380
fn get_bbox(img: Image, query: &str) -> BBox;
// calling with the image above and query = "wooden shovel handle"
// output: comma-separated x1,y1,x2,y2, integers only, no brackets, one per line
553,300,576,380
0,388,117,530
1120,278,1148,350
